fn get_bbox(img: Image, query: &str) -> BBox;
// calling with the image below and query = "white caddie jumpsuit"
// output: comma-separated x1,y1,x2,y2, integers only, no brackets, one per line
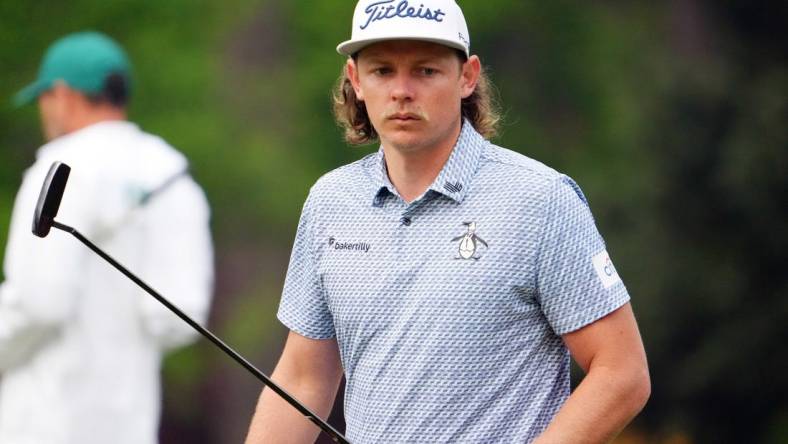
0,121,214,444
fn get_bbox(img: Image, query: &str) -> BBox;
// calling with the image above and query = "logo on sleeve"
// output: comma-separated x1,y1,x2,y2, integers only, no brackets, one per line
592,250,621,289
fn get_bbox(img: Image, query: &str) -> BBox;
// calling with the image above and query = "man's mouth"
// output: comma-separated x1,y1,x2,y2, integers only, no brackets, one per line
388,113,421,121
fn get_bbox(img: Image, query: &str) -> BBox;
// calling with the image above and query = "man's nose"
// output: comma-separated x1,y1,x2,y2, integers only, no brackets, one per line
390,73,415,102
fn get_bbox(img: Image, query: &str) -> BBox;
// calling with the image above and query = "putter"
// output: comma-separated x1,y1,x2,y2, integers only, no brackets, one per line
32,161,349,444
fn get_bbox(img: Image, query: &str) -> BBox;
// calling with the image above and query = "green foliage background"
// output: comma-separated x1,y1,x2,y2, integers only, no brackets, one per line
0,1,785,442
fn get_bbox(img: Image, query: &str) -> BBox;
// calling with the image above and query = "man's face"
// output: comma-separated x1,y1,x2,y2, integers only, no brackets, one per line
37,84,70,141
348,40,480,153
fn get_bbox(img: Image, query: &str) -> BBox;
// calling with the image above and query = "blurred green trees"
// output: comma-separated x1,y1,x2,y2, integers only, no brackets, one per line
1,0,785,442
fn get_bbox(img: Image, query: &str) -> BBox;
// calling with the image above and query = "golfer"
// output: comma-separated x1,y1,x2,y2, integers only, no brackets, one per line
246,1,650,442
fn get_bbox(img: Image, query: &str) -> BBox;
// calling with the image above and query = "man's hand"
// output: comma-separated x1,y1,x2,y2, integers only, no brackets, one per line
245,331,344,444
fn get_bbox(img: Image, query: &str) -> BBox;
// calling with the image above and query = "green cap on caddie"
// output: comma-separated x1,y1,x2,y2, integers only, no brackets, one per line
13,31,132,107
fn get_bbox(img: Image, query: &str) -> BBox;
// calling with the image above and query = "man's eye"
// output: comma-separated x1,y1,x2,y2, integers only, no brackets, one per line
420,68,437,76
374,68,392,75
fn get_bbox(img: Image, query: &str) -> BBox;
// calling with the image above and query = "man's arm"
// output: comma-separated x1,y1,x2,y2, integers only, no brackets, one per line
0,284,59,370
534,303,650,444
0,163,89,370
137,177,214,351
245,331,344,444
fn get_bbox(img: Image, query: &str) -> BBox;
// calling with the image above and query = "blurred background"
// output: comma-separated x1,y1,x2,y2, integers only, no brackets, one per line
1,0,785,443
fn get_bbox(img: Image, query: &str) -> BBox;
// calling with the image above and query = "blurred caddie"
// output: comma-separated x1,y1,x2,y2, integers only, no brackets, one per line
0,31,214,444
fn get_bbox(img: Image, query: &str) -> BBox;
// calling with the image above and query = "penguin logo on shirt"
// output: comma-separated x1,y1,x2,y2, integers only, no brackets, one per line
451,222,488,260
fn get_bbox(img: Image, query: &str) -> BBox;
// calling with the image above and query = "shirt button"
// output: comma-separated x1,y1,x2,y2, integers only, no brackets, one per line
401,217,412,226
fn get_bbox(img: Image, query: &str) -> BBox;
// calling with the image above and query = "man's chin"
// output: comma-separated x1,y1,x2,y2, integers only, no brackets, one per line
382,119,423,133
381,134,429,152
43,128,60,142
377,120,435,149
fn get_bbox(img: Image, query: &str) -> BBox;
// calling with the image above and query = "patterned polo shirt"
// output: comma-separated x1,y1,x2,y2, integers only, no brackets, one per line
277,120,630,443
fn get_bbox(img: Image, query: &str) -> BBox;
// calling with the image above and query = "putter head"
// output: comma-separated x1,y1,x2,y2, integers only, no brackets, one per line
32,161,71,238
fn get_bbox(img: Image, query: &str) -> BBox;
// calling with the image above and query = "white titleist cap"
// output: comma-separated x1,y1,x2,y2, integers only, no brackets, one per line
337,0,470,56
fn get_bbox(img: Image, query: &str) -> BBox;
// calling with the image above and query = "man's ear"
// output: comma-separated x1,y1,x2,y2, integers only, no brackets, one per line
460,55,481,99
50,80,84,109
53,80,86,116
346,58,364,101
50,80,71,99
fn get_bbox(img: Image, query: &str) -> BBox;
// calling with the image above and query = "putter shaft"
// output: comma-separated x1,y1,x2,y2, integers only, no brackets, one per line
51,220,349,444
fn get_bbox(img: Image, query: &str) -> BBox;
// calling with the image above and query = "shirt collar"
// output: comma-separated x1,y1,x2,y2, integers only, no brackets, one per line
365,119,486,206
37,120,139,159
368,147,397,207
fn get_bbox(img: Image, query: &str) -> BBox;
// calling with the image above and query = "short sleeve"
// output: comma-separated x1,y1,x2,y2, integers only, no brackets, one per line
535,175,630,335
276,190,336,339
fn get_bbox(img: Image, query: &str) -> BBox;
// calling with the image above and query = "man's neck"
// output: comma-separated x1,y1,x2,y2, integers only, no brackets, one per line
66,107,127,135
382,122,463,203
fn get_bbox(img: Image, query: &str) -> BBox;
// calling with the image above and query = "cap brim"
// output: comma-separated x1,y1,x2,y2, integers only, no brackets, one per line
337,37,468,57
12,80,47,108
